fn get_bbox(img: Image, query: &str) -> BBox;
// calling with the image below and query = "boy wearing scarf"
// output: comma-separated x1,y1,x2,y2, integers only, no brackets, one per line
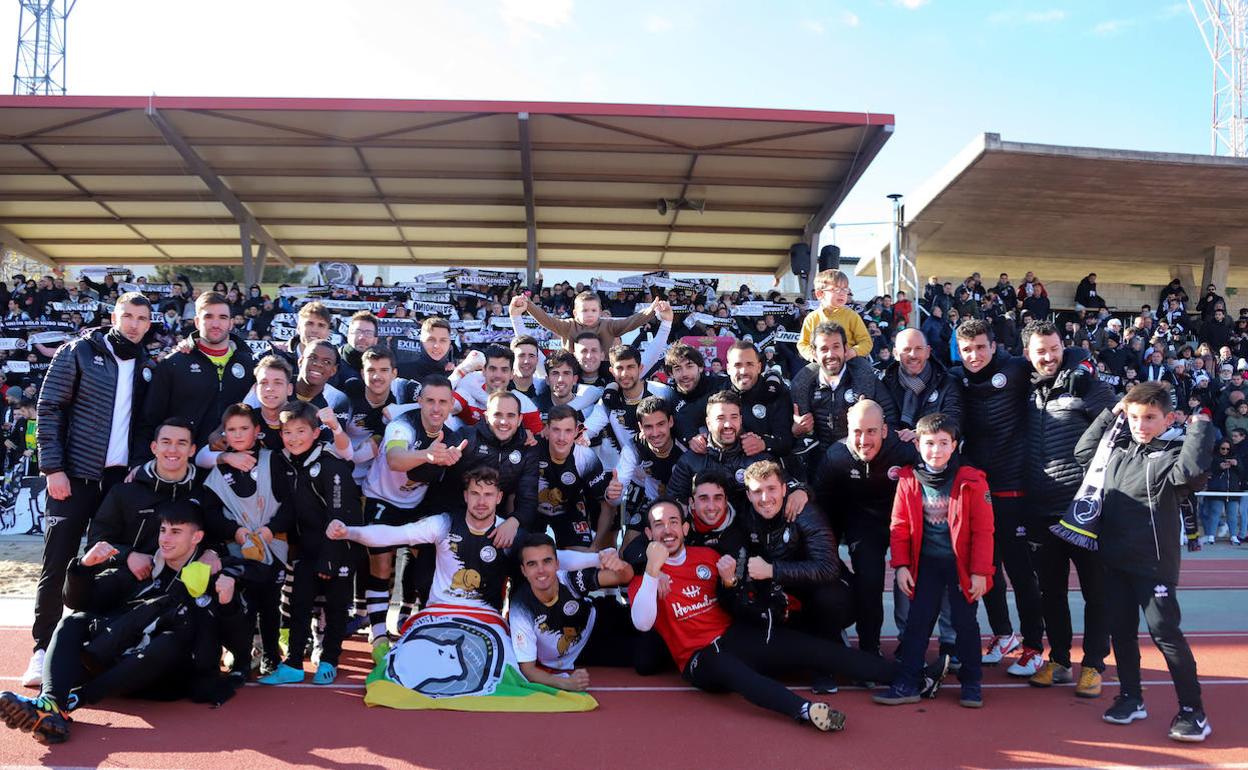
1074,382,1214,742
874,412,994,708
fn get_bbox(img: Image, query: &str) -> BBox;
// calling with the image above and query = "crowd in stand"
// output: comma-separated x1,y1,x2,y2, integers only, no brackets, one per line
0,263,1224,745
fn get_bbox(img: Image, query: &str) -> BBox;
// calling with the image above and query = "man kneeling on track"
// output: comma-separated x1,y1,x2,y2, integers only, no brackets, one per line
628,497,945,732
0,503,248,744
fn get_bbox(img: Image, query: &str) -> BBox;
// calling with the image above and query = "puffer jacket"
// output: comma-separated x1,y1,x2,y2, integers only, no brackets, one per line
666,441,773,511
432,420,539,528
1075,411,1213,584
791,356,899,453
950,351,1033,493
36,329,153,479
1024,350,1117,516
86,461,205,561
741,500,841,587
138,331,257,460
879,357,963,431
731,370,795,456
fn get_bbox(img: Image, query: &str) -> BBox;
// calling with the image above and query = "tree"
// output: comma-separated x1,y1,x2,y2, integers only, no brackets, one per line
153,264,307,288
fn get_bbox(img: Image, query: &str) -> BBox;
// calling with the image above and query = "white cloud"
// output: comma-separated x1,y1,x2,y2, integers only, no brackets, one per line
801,19,826,34
500,0,573,33
1092,17,1136,35
644,14,674,33
1158,2,1188,19
842,11,861,27
895,0,929,9
1025,9,1066,23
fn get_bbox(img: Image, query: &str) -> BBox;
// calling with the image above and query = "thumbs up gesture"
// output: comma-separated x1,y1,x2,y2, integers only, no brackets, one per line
792,403,814,436
605,469,623,504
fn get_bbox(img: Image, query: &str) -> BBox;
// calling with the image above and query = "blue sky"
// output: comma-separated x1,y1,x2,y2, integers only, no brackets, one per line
0,0,1215,283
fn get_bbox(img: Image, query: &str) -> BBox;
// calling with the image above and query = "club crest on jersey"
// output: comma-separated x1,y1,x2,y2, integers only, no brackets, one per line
479,545,497,563
782,528,791,543
927,390,939,403
991,373,1007,389
562,600,579,616
695,564,712,580
735,468,746,484
888,465,902,481
309,463,321,478
752,404,766,419
231,362,245,379
844,388,857,403
142,367,153,382
509,450,521,465
561,471,576,485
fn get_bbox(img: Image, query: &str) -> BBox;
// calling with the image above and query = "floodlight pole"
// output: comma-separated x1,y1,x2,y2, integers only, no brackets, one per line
1190,0,1248,156
12,0,75,95
518,112,538,286
888,194,903,303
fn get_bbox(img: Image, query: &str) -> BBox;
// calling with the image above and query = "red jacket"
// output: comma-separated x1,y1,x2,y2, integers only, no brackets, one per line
889,465,995,602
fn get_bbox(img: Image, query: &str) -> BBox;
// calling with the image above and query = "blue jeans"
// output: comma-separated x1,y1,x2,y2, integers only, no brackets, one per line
896,557,983,690
1200,496,1240,539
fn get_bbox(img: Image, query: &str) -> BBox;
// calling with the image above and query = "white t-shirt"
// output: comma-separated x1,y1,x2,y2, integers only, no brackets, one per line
104,338,135,468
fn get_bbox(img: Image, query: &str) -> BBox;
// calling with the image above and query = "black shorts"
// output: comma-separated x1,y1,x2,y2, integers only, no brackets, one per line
546,513,595,550
363,497,418,553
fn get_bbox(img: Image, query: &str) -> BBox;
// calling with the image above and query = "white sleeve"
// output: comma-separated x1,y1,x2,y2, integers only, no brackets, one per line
607,404,631,449
617,440,641,486
194,445,222,469
630,573,659,631
640,320,673,377
243,387,261,408
583,401,608,440
556,549,601,571
346,515,449,548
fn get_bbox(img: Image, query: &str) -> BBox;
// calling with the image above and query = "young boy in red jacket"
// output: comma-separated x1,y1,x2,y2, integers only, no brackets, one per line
874,412,995,708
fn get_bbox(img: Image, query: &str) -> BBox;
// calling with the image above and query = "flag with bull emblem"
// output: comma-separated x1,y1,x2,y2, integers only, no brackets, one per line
364,603,598,712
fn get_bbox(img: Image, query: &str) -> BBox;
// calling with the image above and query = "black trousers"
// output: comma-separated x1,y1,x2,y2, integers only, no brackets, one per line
845,517,890,654
1027,518,1109,671
790,581,855,642
684,623,899,720
982,496,1045,650
286,557,352,668
42,612,185,711
222,567,285,670
1103,565,1202,709
32,468,128,652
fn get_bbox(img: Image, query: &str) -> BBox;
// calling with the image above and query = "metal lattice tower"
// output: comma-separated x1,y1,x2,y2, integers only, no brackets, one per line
1190,0,1248,156
12,0,76,95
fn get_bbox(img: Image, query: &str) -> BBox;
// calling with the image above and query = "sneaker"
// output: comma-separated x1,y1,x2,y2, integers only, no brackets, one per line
947,655,962,673
0,691,71,744
1006,647,1044,677
343,615,368,636
1028,660,1072,687
872,685,921,705
1103,694,1147,724
259,655,281,677
806,701,846,732
922,652,952,700
1074,667,1103,698
982,633,1020,665
811,674,839,695
1168,706,1211,742
958,683,984,708
20,650,44,689
1232,536,1242,545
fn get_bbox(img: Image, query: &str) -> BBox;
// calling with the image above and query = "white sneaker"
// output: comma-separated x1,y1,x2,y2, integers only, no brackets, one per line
982,633,1021,664
21,649,45,688
1006,647,1045,677
1232,536,1242,545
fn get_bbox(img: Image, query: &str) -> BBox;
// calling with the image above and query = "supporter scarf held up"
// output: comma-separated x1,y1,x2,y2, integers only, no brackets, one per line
1050,412,1129,551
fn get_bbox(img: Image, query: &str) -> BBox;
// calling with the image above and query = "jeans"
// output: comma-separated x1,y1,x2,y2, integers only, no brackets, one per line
895,556,982,690
1200,496,1240,539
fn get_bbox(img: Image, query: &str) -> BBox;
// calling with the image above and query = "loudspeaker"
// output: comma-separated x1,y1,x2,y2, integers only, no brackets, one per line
818,245,841,272
789,243,811,275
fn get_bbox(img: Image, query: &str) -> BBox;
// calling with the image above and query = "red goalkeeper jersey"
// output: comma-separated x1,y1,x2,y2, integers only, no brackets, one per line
628,546,732,670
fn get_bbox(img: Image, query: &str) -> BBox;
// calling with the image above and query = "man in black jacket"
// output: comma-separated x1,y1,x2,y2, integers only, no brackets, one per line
396,316,455,385
664,343,727,442
740,460,849,642
1022,320,1116,696
0,504,244,745
879,328,961,443
726,341,794,459
791,322,898,478
138,291,256,460
818,399,918,655
951,319,1045,675
28,291,153,687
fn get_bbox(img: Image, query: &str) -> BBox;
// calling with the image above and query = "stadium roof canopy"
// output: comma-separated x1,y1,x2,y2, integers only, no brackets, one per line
0,95,894,282
857,132,1248,291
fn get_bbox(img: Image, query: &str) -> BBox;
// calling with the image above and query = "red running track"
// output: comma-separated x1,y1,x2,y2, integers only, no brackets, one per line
0,628,1245,770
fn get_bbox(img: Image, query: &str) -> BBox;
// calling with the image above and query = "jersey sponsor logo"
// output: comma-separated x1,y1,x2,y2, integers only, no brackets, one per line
695,564,712,580
561,471,576,485
850,469,861,479
1154,584,1169,598
752,404,767,419
142,367,153,382
991,373,1007,389
509,450,521,464
562,600,579,616
681,584,702,598
231,362,245,379
479,545,497,563
190,362,201,373
888,465,901,481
